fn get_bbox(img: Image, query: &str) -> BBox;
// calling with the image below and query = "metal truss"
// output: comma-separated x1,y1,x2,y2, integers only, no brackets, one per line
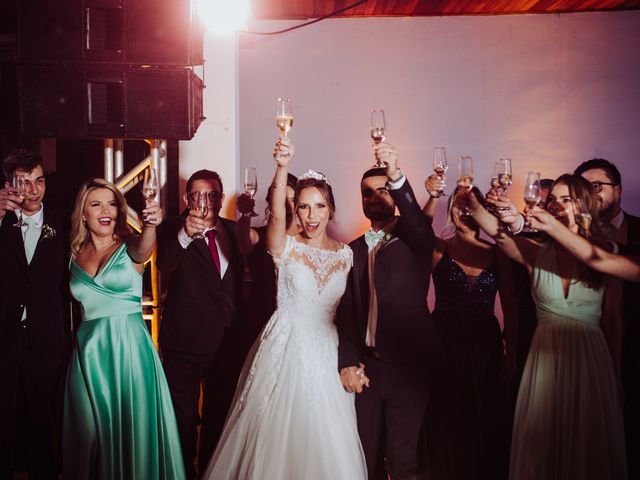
103,139,166,346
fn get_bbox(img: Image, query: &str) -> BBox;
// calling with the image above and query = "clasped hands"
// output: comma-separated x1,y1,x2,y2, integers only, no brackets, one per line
340,363,370,394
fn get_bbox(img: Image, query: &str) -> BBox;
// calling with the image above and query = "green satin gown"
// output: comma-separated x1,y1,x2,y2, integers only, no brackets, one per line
64,243,185,480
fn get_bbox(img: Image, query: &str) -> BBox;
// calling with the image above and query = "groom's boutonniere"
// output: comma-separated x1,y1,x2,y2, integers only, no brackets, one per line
41,224,57,240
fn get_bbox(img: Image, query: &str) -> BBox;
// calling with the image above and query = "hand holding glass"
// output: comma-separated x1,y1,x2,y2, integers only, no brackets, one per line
243,167,259,217
432,147,448,197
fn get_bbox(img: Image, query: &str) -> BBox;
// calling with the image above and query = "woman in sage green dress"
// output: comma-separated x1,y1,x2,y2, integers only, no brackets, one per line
63,178,185,480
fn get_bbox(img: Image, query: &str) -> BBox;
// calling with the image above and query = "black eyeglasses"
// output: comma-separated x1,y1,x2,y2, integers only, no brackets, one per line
187,191,222,202
590,182,617,193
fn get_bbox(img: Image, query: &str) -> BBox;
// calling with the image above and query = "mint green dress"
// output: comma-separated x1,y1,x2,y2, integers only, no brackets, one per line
64,243,185,480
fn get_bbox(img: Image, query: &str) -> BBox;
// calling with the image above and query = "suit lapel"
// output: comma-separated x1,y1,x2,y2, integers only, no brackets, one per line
351,236,369,322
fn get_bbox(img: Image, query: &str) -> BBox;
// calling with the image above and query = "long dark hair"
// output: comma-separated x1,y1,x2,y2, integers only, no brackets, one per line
549,174,604,290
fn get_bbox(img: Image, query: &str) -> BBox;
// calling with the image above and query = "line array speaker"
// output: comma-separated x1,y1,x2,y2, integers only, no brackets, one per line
17,0,203,66
18,66,203,140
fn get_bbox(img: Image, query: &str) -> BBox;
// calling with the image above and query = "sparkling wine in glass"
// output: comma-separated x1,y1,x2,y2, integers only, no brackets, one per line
497,158,513,192
12,174,27,227
370,109,386,167
142,168,158,202
243,167,259,217
192,191,209,240
432,146,448,197
572,198,592,237
276,98,293,136
523,171,541,232
457,155,474,190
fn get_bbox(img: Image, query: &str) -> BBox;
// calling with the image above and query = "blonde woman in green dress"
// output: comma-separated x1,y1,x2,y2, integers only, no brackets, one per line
63,178,185,479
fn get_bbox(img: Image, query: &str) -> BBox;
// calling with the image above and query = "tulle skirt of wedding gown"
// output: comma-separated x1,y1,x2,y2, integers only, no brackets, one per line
202,309,367,480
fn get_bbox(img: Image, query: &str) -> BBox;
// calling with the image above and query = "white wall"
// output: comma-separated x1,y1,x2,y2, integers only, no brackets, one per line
236,11,640,242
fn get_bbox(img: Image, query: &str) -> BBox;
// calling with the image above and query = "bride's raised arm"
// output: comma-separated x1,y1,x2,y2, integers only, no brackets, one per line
266,136,294,258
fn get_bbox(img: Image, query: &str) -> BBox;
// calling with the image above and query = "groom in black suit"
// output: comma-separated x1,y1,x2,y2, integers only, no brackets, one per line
157,169,243,479
0,150,67,480
337,143,443,480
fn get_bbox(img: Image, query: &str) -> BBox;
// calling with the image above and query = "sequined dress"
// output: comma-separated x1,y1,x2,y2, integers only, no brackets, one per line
426,249,508,480
202,235,367,480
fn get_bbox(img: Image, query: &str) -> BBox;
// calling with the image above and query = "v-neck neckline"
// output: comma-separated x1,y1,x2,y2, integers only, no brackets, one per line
73,242,125,280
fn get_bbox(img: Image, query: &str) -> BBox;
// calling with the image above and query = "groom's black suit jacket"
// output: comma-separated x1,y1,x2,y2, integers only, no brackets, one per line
157,211,243,355
0,209,67,359
337,179,443,379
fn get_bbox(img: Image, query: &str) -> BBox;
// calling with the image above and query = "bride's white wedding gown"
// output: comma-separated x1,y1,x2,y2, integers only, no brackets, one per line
203,235,367,480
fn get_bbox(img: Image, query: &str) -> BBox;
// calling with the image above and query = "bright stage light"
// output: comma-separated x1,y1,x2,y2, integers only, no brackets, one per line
196,0,250,35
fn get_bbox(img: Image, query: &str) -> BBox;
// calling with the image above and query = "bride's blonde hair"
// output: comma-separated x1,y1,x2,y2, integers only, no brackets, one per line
70,178,132,255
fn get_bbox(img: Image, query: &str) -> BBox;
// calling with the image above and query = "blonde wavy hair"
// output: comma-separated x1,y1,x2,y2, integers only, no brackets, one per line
70,178,132,255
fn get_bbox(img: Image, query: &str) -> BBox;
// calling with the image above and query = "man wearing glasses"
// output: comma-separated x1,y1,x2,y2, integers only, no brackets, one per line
157,169,243,480
575,158,640,480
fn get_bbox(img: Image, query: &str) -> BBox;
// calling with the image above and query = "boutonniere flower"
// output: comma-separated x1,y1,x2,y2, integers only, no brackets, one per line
41,224,57,239
382,232,393,243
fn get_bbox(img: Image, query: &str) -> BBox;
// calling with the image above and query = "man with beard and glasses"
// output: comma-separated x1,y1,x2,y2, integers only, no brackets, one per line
575,158,640,480
336,142,443,480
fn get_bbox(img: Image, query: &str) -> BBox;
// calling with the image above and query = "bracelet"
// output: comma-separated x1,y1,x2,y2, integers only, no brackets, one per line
271,182,285,188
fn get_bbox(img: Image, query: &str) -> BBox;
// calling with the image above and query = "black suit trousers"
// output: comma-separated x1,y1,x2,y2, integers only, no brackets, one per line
356,354,430,480
0,327,61,480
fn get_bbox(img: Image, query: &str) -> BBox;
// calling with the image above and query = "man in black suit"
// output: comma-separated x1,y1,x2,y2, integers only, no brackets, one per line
336,143,442,480
0,150,67,480
575,158,640,480
157,169,243,479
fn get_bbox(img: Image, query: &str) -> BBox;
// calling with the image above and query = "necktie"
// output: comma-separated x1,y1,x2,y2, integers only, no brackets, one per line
206,229,221,275
23,216,39,264
364,229,387,249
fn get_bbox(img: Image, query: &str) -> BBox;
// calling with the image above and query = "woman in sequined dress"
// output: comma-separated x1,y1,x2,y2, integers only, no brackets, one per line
421,181,516,480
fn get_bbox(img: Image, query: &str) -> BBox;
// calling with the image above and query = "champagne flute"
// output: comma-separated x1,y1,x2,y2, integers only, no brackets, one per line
370,109,386,168
572,198,592,238
497,158,513,192
192,191,209,240
276,98,293,136
142,167,158,202
432,146,448,197
12,174,27,227
523,171,541,232
243,167,259,217
457,155,474,190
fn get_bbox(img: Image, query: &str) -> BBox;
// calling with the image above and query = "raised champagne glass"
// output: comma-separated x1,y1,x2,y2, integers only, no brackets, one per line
497,157,513,192
244,167,259,217
142,168,158,201
457,155,474,189
192,191,209,240
276,98,293,136
432,146,448,197
523,171,541,232
12,174,27,227
572,197,592,238
370,109,386,168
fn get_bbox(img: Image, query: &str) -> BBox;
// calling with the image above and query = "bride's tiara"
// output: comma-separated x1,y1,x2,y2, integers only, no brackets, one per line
299,169,330,185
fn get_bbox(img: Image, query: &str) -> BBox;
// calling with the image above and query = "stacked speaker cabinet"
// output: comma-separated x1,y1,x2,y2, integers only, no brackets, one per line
16,0,204,140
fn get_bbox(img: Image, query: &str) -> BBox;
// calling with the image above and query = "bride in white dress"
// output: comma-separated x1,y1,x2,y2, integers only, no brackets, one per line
202,137,367,479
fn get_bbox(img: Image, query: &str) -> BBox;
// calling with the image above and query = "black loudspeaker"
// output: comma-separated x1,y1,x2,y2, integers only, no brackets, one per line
18,66,203,140
17,0,203,66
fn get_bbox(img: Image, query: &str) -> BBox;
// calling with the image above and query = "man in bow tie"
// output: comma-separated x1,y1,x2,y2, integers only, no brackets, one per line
336,142,443,480
157,169,243,479
574,158,640,479
0,149,68,479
